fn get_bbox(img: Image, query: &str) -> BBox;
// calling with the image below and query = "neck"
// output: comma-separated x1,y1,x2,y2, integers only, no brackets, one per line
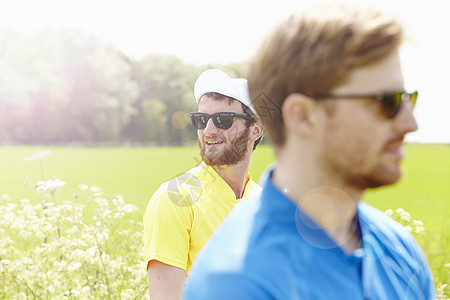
211,156,251,199
272,147,363,252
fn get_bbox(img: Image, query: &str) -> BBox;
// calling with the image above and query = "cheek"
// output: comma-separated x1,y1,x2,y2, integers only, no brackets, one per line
346,128,386,169
224,124,242,140
324,122,369,156
322,109,390,167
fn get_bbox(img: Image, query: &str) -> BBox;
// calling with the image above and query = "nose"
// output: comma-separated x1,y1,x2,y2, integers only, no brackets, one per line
394,102,418,135
203,118,220,135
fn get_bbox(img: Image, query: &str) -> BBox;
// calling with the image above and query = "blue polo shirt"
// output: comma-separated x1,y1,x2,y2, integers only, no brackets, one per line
184,170,435,299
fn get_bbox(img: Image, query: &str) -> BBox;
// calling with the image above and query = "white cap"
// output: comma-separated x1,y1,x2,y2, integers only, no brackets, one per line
194,69,258,116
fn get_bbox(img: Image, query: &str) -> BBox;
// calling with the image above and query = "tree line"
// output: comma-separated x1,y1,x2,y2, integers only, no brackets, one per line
0,28,245,146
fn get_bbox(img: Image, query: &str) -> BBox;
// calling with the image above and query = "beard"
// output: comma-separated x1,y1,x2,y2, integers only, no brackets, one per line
200,127,250,167
319,126,401,190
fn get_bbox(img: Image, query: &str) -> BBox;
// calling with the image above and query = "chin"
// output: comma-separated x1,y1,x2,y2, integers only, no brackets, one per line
366,168,402,189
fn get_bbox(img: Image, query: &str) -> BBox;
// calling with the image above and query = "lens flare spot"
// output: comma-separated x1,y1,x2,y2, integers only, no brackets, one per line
171,111,190,129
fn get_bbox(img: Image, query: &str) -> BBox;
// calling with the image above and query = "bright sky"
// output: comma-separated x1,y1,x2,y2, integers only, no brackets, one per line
2,0,449,143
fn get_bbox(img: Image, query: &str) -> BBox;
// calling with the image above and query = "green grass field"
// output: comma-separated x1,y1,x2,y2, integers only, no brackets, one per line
1,145,448,228
1,144,449,291
0,145,276,214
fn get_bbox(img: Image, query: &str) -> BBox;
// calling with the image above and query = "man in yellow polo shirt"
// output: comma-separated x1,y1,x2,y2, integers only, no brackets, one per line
143,69,264,299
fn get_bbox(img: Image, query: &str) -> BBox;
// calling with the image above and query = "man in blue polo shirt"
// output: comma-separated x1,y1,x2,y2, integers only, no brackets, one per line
184,4,436,299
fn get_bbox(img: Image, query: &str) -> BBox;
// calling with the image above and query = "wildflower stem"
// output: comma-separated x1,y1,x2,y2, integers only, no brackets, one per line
15,275,42,300
39,161,45,181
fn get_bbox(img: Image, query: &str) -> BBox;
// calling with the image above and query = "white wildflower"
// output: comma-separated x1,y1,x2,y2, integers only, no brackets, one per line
67,225,79,234
85,247,97,258
436,284,448,299
35,178,66,194
95,198,108,207
70,288,80,297
102,209,112,218
113,197,125,206
414,226,425,235
90,186,102,193
71,249,85,259
6,203,18,209
79,184,89,191
385,209,393,216
404,226,412,233
121,203,138,214
400,212,411,222
395,208,405,214
24,150,51,162
68,261,82,272
114,212,124,219
413,220,424,226
1,172,149,298
121,289,134,299
1,259,11,266
0,194,10,202
62,204,73,211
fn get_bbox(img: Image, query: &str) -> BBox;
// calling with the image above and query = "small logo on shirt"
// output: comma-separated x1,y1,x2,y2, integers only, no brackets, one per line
167,172,203,207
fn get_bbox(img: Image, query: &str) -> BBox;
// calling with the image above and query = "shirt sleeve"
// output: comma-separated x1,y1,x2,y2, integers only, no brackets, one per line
184,272,270,300
143,183,193,271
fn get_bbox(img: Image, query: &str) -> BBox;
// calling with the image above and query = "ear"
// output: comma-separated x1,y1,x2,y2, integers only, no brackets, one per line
249,121,264,142
282,93,318,137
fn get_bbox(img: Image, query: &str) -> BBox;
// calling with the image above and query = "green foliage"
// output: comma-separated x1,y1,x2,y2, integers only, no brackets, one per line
385,208,449,298
0,29,139,144
0,29,245,145
0,151,149,299
123,54,199,145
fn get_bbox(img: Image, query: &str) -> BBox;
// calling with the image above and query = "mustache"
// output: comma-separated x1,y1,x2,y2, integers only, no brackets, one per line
202,134,226,142
384,135,404,149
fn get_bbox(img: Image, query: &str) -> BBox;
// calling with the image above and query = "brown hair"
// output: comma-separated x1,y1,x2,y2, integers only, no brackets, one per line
247,4,404,146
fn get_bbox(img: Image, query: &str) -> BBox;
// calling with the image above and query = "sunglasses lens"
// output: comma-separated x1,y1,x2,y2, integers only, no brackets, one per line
214,113,234,129
190,112,247,130
409,91,418,108
191,114,208,129
382,91,418,118
382,93,403,118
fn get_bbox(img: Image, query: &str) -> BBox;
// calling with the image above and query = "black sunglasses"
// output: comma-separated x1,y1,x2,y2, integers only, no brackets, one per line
313,90,418,119
190,112,251,130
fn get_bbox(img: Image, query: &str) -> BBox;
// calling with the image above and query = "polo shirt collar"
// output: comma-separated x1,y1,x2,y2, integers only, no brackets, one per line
198,162,254,201
260,168,363,253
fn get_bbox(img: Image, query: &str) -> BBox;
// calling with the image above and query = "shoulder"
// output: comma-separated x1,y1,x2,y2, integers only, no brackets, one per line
358,204,429,264
198,193,264,267
186,193,262,269
358,202,436,298
358,202,422,254
148,166,204,208
184,195,266,299
184,194,290,298
249,179,263,193
358,202,415,245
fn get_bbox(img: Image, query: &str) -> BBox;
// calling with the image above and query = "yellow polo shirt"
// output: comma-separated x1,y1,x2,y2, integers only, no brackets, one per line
143,162,261,272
